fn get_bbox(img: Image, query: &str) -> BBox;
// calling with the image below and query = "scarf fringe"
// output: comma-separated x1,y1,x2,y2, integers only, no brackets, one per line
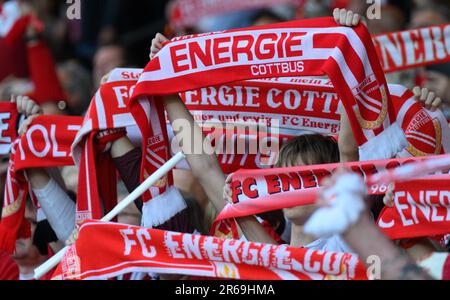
359,122,407,161
141,186,187,228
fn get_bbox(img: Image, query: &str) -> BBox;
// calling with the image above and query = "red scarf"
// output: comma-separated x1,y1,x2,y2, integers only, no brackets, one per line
373,23,450,73
378,179,450,240
0,102,19,155
74,68,172,223
52,220,367,280
181,79,450,172
0,116,82,254
133,18,405,162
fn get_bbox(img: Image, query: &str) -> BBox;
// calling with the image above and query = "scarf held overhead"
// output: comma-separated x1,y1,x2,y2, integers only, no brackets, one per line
180,79,450,172
378,179,450,240
373,23,450,73
0,116,82,254
217,154,450,222
52,220,367,280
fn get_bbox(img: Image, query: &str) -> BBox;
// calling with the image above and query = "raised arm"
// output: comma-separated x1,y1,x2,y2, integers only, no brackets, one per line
304,171,433,280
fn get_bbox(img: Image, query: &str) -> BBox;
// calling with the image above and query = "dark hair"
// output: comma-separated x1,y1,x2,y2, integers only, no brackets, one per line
276,134,340,167
251,9,287,25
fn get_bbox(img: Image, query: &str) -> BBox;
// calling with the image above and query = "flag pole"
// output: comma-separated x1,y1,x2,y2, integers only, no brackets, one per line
33,152,186,279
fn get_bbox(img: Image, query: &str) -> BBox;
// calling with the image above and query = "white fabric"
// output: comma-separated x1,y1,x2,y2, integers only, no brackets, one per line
304,173,366,238
359,122,407,161
32,178,76,242
141,186,187,228
418,252,449,280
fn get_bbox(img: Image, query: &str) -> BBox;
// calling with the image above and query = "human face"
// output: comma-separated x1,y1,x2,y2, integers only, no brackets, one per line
281,155,317,226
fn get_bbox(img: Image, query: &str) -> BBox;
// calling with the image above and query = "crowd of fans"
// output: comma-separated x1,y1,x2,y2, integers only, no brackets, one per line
0,0,449,281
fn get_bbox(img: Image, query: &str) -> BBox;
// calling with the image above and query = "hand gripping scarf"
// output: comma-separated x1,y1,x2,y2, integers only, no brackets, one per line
73,68,173,226
0,115,82,253
132,17,405,162
52,220,367,280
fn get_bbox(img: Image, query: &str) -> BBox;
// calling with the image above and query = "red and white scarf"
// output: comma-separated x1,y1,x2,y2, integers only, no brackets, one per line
52,220,367,280
72,69,141,223
133,18,405,161
0,102,19,155
0,116,82,253
73,68,174,226
0,0,43,46
378,179,450,240
217,155,450,222
180,79,450,172
167,0,306,30
373,23,450,73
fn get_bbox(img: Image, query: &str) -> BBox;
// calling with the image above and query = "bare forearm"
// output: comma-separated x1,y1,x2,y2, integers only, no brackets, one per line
26,168,51,190
339,111,359,162
343,212,432,280
163,95,226,211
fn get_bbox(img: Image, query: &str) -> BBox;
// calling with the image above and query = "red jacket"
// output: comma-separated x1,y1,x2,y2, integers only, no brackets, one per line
0,250,19,280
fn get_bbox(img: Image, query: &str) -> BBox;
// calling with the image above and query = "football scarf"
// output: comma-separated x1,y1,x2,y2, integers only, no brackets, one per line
0,116,82,254
373,23,450,73
52,220,367,280
133,17,407,162
181,79,450,172
217,154,450,222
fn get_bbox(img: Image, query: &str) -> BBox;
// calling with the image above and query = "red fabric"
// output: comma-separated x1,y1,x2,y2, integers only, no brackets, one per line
133,18,397,159
73,68,171,222
377,179,450,240
0,116,82,254
0,38,28,81
0,103,19,155
373,23,450,73
52,220,367,280
443,255,450,280
27,41,66,104
0,250,19,280
217,155,450,222
168,0,306,30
